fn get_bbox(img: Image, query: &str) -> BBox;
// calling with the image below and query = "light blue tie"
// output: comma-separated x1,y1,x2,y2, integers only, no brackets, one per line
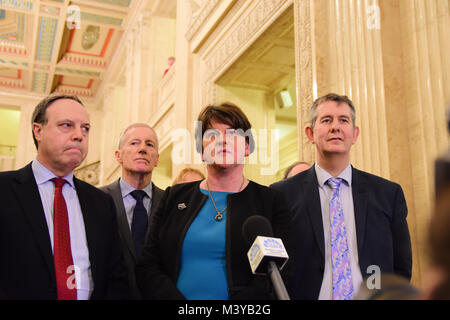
328,178,353,300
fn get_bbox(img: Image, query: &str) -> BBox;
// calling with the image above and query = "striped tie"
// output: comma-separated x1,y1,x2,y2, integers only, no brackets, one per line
328,178,353,300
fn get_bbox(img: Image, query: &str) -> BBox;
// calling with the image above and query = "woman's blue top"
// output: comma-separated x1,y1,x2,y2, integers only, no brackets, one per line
176,188,230,300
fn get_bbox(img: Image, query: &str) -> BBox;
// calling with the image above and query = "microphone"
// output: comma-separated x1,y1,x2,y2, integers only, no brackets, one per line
242,215,290,300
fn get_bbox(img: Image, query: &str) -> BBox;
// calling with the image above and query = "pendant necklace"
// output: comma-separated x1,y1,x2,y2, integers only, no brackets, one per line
206,177,245,222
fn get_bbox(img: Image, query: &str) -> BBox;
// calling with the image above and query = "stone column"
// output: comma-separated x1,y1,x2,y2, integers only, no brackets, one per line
294,0,450,287
309,0,390,177
173,0,195,172
383,0,450,286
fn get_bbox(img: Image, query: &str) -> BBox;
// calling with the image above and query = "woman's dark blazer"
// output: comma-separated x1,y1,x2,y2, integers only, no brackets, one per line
136,180,294,300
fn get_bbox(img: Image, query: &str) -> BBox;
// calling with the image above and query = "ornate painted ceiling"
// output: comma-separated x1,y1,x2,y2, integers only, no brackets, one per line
0,0,138,100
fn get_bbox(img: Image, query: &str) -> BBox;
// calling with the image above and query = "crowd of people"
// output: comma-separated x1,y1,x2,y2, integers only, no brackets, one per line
0,91,447,300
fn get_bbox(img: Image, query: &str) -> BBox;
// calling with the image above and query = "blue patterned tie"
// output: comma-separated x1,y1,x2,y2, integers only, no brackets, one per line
328,178,353,300
130,190,148,258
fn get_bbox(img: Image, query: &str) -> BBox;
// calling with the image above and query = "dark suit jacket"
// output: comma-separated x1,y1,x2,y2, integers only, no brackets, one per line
0,163,129,300
101,179,164,299
270,165,412,300
135,180,294,300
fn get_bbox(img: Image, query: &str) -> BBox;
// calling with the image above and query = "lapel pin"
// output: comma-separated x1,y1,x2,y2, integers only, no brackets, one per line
178,203,187,210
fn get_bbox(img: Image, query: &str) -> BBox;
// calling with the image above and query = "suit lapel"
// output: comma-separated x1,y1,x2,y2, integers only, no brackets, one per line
351,167,368,257
110,179,137,261
12,164,55,279
303,167,325,260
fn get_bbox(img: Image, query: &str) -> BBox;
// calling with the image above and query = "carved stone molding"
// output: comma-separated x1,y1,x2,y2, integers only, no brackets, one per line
185,0,221,41
203,0,290,83
200,0,291,106
202,77,217,106
293,0,315,163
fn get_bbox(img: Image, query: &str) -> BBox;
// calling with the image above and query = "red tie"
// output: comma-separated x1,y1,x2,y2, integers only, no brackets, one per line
51,178,77,300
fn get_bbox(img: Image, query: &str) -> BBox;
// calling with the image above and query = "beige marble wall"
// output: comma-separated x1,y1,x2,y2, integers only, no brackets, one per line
98,5,177,187
293,0,450,286
379,0,420,287
98,84,126,185
302,0,390,177
394,0,449,286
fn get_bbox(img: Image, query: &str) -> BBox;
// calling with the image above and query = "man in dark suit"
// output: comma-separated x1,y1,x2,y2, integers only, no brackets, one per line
101,123,164,299
271,93,412,300
0,93,128,300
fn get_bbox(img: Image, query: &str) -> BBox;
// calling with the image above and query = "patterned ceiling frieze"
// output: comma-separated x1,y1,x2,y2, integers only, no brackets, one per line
80,12,123,27
60,53,107,68
0,0,138,97
0,68,24,89
91,0,131,7
54,86,95,97
0,41,27,55
36,16,58,62
0,0,33,12
0,78,25,88
0,57,27,67
32,71,48,93
34,64,50,71
55,67,101,78
40,5,61,17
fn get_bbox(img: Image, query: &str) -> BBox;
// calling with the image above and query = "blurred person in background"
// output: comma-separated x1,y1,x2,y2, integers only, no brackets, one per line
283,161,311,179
172,167,205,185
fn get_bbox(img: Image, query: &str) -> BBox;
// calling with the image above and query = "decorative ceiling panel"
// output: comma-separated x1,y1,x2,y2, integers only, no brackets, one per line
216,8,295,91
66,27,114,57
0,0,34,12
92,0,131,7
0,0,138,99
0,11,27,55
36,16,58,62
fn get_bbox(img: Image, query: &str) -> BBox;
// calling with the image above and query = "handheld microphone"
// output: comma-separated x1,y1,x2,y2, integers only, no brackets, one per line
242,215,290,300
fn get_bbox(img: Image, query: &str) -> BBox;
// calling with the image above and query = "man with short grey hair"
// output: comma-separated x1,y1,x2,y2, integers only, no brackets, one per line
271,93,412,300
101,123,164,299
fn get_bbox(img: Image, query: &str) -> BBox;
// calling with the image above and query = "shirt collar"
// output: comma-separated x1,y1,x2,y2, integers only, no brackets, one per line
119,178,153,200
32,158,75,188
314,163,352,187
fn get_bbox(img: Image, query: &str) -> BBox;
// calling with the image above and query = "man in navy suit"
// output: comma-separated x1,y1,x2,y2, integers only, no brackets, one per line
101,123,164,299
0,93,128,299
271,93,412,300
